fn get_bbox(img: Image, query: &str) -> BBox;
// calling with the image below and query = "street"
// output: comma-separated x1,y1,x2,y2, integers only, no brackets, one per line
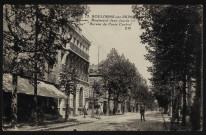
51,111,167,131
3,4,201,131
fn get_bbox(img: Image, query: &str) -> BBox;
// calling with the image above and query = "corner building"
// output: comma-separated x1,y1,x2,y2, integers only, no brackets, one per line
45,23,91,117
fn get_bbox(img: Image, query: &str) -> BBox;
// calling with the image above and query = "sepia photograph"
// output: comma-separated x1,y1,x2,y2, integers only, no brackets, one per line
2,4,203,131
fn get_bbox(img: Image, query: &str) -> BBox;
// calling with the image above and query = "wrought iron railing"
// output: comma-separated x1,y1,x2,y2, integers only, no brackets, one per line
70,42,89,61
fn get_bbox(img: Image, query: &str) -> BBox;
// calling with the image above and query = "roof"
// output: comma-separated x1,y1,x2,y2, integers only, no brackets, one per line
3,74,67,99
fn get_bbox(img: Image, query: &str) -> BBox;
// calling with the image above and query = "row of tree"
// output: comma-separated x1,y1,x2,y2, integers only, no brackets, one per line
96,48,155,115
3,4,90,128
132,5,202,130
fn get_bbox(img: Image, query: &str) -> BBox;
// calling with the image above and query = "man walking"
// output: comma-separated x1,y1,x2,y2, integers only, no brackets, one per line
140,106,145,122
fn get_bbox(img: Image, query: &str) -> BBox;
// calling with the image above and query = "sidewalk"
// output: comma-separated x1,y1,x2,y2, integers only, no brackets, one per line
3,113,127,131
161,113,171,131
3,117,92,131
161,113,192,131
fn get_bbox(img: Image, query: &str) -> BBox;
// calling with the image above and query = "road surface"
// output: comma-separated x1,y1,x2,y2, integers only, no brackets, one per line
50,111,167,131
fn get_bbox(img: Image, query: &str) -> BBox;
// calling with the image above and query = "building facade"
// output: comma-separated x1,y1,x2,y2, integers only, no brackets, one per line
3,6,91,124
88,64,110,115
45,23,91,117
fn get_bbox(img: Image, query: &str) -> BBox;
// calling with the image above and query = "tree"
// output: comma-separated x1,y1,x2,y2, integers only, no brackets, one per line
132,5,202,127
91,80,103,118
59,64,75,121
3,4,89,127
101,48,138,114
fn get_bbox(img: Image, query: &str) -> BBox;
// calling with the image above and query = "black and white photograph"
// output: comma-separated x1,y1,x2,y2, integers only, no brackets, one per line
2,4,203,131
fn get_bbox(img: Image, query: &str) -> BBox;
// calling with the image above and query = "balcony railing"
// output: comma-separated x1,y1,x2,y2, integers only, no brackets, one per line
70,42,89,61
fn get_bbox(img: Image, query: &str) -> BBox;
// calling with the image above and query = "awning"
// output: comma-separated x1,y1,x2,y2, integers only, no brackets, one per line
3,74,67,99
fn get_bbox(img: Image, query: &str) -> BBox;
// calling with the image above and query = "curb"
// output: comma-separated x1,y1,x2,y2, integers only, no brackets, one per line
4,121,94,131
4,113,132,131
30,121,94,131
30,114,129,131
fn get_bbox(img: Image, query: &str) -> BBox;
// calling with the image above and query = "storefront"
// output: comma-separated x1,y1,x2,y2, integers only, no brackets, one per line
3,74,67,123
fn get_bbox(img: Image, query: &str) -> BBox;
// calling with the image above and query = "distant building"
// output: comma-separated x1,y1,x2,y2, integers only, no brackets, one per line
87,64,110,115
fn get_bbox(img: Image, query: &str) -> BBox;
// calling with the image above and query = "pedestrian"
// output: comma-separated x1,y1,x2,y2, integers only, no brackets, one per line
98,106,101,118
83,105,86,118
123,105,125,114
140,106,145,122
95,107,98,117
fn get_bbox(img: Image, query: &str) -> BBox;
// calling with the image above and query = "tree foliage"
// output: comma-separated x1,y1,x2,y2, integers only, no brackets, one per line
3,4,90,126
3,4,90,81
132,5,202,126
101,48,153,113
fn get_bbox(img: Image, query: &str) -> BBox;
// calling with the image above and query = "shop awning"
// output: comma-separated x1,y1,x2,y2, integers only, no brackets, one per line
3,74,67,99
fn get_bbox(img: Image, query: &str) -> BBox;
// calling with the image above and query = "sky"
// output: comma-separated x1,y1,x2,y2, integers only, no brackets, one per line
81,5,152,86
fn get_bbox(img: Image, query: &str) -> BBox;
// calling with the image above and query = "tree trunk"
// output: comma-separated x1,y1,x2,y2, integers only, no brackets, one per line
113,99,117,115
33,5,39,125
136,102,139,112
91,92,95,118
187,78,192,107
113,94,119,115
164,105,168,114
191,44,202,130
73,83,77,116
11,74,18,128
182,75,187,125
177,94,180,123
171,86,174,123
65,83,71,121
122,101,125,114
106,90,110,116
73,93,76,116
33,75,38,125
65,95,69,121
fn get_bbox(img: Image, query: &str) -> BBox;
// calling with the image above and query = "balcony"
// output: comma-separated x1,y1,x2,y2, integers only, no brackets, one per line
70,42,89,61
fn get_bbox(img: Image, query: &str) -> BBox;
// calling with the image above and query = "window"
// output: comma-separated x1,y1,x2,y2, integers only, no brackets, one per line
77,40,79,46
48,59,55,71
90,69,93,73
80,44,82,49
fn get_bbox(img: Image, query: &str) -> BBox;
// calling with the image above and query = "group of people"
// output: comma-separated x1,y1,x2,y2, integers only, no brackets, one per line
83,104,146,121
83,105,102,119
